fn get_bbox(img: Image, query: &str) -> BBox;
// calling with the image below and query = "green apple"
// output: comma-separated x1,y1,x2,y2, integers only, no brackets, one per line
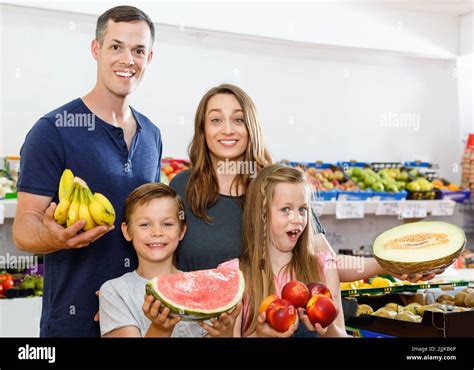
372,182,385,192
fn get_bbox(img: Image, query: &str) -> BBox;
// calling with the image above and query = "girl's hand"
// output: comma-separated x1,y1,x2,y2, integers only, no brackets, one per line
297,308,329,336
143,294,181,336
199,303,242,337
255,312,298,338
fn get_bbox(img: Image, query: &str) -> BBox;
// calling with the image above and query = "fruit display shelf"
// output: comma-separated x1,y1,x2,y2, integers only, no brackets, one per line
0,198,460,219
0,199,18,219
340,281,470,298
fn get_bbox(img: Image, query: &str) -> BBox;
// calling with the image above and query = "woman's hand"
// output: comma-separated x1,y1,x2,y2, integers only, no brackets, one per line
255,312,298,338
297,308,329,336
199,303,242,337
143,295,181,337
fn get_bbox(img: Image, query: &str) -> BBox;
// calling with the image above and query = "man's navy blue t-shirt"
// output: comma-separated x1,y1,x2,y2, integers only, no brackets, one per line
17,98,162,337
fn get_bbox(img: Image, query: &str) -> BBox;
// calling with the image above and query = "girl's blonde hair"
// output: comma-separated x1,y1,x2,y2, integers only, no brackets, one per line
240,164,321,336
185,84,272,223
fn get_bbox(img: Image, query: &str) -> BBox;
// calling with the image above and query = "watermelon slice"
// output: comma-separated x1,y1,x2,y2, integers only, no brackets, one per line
146,266,244,320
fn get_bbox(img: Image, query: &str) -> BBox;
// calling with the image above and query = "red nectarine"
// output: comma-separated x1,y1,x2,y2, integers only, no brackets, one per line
266,299,297,333
306,294,337,328
281,280,311,308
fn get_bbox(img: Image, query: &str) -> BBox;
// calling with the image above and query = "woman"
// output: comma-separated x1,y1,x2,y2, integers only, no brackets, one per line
170,84,273,271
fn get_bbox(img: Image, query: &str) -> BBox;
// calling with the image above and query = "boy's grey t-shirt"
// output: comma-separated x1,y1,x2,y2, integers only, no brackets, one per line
99,271,206,337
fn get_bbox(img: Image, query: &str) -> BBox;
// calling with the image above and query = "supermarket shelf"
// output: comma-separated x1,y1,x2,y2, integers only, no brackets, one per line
0,199,459,219
0,199,18,219
311,199,457,217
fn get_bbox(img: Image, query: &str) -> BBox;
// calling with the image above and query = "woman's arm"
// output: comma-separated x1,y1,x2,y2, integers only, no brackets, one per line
312,233,350,337
338,256,384,282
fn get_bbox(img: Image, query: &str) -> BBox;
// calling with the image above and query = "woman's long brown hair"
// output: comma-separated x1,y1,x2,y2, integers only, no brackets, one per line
185,84,272,223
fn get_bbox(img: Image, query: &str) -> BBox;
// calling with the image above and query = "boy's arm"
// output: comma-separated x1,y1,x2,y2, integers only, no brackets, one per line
103,326,141,337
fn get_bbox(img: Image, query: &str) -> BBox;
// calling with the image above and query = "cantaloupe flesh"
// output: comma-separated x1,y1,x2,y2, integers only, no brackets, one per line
373,222,465,263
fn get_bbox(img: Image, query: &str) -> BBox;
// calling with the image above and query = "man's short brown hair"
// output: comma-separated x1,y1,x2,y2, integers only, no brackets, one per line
96,5,155,46
123,183,185,230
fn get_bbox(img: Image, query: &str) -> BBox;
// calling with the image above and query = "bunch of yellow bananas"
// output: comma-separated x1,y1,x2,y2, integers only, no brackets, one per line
54,169,116,230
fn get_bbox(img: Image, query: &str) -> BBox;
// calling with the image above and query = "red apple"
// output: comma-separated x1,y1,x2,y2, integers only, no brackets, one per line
258,294,279,315
307,282,332,299
281,280,311,308
266,299,297,333
306,294,337,328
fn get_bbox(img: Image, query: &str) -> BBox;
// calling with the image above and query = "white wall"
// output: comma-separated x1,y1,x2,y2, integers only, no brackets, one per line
458,12,473,147
0,4,466,182
7,0,460,58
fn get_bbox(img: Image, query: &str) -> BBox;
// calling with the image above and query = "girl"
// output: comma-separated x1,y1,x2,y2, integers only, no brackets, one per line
236,164,348,337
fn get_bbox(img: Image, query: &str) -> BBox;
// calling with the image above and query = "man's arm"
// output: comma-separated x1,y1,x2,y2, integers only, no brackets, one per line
13,192,112,253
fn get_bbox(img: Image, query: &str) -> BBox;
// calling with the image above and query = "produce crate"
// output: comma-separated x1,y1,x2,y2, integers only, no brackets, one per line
441,189,471,203
281,161,354,201
338,161,406,201
345,293,474,337
370,162,404,171
406,188,442,200
340,281,469,297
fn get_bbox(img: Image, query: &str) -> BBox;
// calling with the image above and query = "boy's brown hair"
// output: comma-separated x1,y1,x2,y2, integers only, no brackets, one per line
123,183,185,230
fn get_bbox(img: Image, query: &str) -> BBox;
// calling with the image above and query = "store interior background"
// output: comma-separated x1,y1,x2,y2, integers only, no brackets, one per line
0,1,473,335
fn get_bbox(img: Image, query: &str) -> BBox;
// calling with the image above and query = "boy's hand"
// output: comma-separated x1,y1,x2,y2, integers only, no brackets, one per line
198,302,242,337
255,311,298,338
297,308,329,336
143,295,180,337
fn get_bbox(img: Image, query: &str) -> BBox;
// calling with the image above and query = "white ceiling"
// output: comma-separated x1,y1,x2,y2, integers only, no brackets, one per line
371,0,474,16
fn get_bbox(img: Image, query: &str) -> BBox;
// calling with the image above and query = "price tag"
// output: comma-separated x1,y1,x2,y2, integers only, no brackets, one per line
311,202,325,216
0,204,4,225
401,202,427,219
336,202,364,219
375,201,402,216
431,200,456,216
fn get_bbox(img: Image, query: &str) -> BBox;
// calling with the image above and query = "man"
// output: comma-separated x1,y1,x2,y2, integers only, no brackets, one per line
13,6,162,337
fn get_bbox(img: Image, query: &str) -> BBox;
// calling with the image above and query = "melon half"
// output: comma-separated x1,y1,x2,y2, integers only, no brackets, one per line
146,266,245,320
373,221,465,275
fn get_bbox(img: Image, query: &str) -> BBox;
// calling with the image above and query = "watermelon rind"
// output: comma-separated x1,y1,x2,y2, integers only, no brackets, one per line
145,270,245,321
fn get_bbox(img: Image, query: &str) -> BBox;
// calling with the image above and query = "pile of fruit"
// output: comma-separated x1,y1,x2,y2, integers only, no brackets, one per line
259,281,337,332
304,167,359,192
340,276,405,291
0,273,43,298
0,157,18,199
160,159,190,185
346,167,409,193
461,144,474,193
54,169,116,230
357,288,473,323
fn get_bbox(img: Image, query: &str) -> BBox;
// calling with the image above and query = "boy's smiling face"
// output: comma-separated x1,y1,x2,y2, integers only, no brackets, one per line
122,197,186,264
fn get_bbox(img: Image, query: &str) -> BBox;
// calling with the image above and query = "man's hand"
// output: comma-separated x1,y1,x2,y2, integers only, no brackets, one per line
42,202,114,250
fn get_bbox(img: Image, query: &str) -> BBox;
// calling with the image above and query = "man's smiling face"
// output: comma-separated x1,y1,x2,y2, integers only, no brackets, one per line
93,19,153,98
